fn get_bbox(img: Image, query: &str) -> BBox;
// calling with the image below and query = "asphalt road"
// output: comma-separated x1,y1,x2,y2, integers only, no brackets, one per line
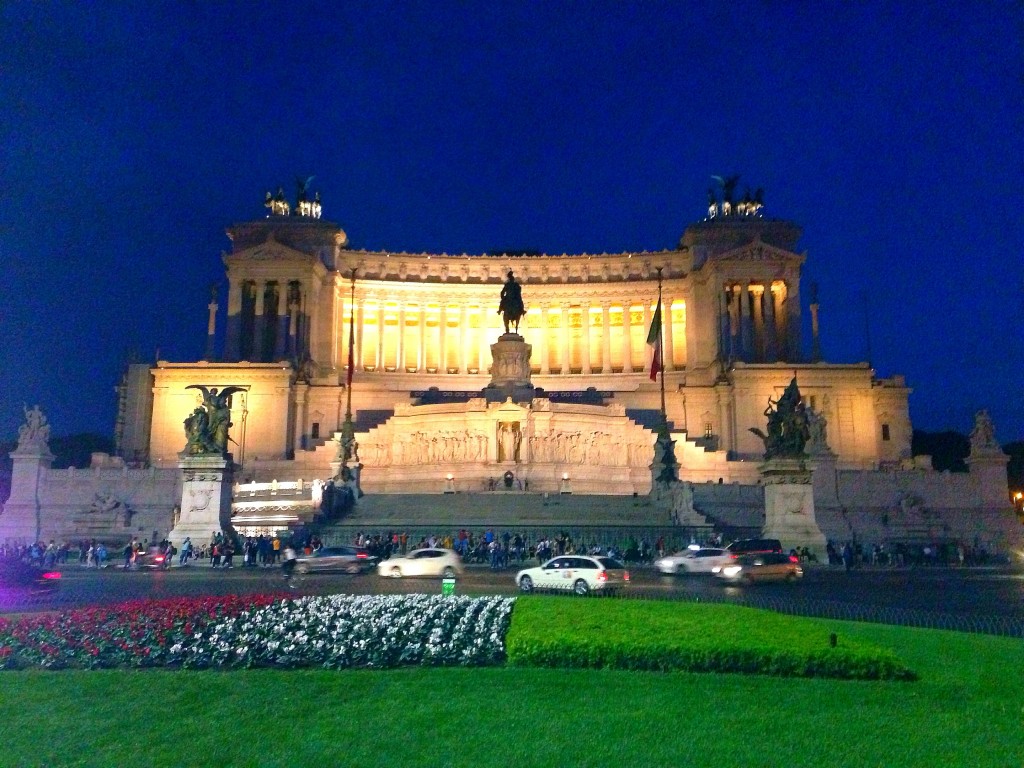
5,562,1023,635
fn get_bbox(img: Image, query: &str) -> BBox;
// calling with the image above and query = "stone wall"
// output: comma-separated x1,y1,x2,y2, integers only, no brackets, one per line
1,464,179,546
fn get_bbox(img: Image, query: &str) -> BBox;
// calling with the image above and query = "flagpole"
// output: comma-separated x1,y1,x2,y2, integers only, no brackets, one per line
656,267,667,430
340,267,357,465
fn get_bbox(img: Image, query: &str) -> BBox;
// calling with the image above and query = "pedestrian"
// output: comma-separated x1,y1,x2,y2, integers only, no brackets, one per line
179,537,192,566
281,543,298,582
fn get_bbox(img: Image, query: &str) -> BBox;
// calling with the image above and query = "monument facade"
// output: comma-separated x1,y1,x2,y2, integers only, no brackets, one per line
2,181,1018,558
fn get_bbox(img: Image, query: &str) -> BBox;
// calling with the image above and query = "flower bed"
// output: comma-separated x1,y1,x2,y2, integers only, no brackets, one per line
0,594,515,671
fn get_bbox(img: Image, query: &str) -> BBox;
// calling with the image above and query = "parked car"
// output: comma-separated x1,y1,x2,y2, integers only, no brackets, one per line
712,552,803,584
516,555,630,595
655,547,732,574
725,538,783,556
377,548,463,579
0,558,61,604
295,546,378,575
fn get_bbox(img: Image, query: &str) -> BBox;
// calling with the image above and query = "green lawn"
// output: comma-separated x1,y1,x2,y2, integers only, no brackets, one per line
0,615,1021,767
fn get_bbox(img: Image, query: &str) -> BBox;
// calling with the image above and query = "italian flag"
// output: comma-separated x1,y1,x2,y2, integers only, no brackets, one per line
647,298,663,382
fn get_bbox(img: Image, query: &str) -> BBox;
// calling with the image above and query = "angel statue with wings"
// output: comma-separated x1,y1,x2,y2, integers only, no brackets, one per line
182,385,246,455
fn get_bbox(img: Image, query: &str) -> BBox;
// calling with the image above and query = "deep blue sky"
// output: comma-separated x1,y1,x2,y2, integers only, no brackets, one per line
2,1,1021,445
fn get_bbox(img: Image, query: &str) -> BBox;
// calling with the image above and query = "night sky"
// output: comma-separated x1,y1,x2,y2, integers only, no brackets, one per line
2,1,1021,446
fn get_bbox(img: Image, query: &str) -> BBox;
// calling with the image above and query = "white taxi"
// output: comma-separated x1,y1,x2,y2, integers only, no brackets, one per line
515,555,630,596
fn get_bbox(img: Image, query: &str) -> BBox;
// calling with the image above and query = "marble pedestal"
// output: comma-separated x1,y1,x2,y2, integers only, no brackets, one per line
169,454,234,550
483,334,534,403
760,457,827,557
0,448,54,544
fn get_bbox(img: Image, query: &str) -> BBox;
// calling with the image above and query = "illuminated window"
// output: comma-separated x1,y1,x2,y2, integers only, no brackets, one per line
704,422,713,439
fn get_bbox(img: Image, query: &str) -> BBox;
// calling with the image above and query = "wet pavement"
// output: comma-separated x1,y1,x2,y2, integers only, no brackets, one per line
5,561,1023,635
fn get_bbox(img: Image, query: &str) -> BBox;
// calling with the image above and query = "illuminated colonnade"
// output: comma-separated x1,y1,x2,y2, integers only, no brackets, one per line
719,280,793,363
338,288,688,377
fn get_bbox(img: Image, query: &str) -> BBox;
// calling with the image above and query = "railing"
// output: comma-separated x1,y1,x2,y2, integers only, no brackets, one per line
234,480,311,497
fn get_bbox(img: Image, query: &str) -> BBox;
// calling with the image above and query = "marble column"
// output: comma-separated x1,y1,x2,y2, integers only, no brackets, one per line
224,277,243,361
763,287,777,362
478,305,489,374
560,304,570,374
253,282,266,361
539,304,550,374
355,300,365,371
774,286,788,361
728,286,740,362
438,304,448,372
396,304,406,372
601,304,612,373
376,303,385,371
750,284,765,362
622,303,633,372
642,303,652,375
663,297,674,372
459,304,469,373
581,302,592,375
418,304,427,372
205,298,218,361
739,283,752,362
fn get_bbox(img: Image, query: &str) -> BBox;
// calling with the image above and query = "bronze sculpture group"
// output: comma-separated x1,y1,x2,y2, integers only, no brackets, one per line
182,385,246,455
749,377,809,459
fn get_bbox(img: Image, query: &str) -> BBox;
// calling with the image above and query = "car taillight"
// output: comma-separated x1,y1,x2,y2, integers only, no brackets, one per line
356,553,368,559
624,570,630,581
789,555,800,563
154,555,165,563
729,553,738,559
41,572,61,580
596,570,607,582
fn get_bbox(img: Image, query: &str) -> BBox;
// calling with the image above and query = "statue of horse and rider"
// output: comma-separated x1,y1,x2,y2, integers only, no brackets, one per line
498,270,526,334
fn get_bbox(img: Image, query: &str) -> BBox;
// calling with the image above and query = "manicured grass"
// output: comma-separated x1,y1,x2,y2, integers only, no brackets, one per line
0,610,1021,766
507,597,915,679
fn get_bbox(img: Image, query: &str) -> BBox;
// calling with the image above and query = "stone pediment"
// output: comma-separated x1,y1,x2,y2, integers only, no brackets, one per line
711,238,804,265
226,239,315,264
489,398,529,417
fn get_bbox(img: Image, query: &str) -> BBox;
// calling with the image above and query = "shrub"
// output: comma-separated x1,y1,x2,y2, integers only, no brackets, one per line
505,597,916,681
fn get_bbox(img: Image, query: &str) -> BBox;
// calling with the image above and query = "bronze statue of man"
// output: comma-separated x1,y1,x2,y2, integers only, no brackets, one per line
497,270,525,334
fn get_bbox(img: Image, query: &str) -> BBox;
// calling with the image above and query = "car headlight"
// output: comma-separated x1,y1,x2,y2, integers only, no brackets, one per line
723,565,742,577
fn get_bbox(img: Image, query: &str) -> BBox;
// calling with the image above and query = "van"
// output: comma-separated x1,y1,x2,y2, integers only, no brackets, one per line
726,538,783,556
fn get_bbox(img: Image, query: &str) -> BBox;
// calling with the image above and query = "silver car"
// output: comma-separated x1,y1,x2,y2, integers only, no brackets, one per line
294,546,378,575
655,548,732,574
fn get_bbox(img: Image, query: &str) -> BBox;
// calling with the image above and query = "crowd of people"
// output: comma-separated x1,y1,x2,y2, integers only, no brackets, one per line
0,533,998,571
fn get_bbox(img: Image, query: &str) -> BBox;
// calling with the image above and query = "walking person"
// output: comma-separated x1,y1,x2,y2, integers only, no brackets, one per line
179,537,192,566
281,543,298,584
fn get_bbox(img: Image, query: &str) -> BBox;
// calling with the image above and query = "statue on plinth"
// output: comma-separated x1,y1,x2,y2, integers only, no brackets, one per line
805,407,831,455
497,270,525,334
749,377,809,459
182,385,246,455
17,404,51,452
969,409,999,453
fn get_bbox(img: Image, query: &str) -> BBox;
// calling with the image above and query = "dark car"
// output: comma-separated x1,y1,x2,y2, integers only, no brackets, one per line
713,552,803,583
726,538,783,556
0,559,62,605
294,546,379,575
136,546,172,569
